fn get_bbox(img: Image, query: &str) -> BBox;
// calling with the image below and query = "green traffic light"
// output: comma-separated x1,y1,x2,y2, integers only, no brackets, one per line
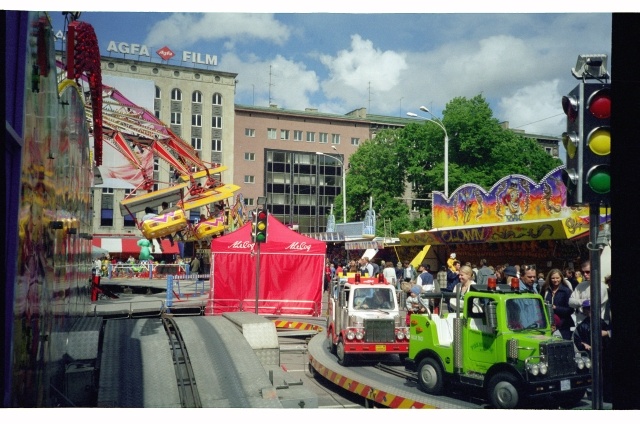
587,166,611,194
256,233,266,242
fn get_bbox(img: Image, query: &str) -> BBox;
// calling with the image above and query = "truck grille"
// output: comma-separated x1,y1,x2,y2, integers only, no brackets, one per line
540,340,576,378
364,319,395,343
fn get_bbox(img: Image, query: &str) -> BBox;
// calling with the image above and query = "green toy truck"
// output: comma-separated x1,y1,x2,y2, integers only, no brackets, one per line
405,283,592,409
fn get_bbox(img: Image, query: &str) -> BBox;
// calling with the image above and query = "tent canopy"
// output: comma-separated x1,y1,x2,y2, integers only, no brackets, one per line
207,215,326,316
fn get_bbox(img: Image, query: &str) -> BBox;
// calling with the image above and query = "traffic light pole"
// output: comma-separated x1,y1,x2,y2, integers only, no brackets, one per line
589,202,603,410
255,242,261,314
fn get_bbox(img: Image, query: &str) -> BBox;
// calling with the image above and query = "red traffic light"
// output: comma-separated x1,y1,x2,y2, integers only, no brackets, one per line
562,94,579,122
587,89,611,119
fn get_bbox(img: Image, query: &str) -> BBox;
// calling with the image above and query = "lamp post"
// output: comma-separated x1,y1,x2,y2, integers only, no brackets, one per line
316,151,346,224
407,107,449,198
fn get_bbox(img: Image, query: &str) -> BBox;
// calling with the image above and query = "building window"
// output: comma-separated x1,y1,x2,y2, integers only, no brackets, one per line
332,134,341,145
306,131,315,142
100,188,114,227
212,116,222,128
280,129,290,140
244,175,255,184
212,139,222,152
155,86,161,99
245,152,255,161
123,189,135,227
351,137,360,146
171,88,182,101
192,90,202,103
191,137,202,151
171,112,181,125
192,114,202,127
545,147,552,155
294,130,303,141
244,197,255,207
212,93,222,105
267,128,277,139
319,132,328,144
245,128,255,137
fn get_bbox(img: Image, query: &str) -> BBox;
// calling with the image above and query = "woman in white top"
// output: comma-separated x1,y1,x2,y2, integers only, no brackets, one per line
449,265,476,312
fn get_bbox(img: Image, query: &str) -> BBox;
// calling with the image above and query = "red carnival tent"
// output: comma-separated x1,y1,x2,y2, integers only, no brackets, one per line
205,215,326,316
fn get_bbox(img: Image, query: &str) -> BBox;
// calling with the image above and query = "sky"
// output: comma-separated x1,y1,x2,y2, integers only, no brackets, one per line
32,3,628,140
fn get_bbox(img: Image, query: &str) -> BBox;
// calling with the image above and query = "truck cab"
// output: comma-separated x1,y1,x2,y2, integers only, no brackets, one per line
326,273,409,366
406,282,592,408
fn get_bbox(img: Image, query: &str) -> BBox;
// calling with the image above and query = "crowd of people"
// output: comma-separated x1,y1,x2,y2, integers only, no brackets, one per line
93,253,207,279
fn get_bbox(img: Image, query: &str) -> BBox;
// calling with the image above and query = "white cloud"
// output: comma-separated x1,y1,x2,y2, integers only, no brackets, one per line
497,79,566,137
144,13,290,49
223,52,320,110
319,35,408,109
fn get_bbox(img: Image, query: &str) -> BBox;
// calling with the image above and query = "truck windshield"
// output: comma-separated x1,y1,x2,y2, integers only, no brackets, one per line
506,298,546,330
353,287,394,310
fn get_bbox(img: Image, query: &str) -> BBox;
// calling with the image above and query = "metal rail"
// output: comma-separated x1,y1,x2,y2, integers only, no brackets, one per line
374,362,418,383
162,315,202,407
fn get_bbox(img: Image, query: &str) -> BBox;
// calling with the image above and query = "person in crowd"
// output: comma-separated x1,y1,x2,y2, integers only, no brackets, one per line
395,261,405,284
359,257,374,277
447,253,457,271
604,274,612,323
540,268,575,340
449,265,476,312
382,261,397,286
336,262,344,277
564,267,579,290
519,264,539,293
417,263,435,291
405,285,427,325
190,255,201,275
573,299,612,402
494,264,506,284
569,260,609,326
502,265,518,285
574,270,584,283
348,260,358,273
446,260,461,292
436,265,448,291
324,258,332,292
475,258,495,285
402,260,418,283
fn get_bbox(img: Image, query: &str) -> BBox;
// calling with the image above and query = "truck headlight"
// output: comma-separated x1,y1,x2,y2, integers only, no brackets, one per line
355,329,364,340
576,357,585,369
584,357,591,369
396,331,405,341
538,362,548,375
347,330,355,340
527,363,540,376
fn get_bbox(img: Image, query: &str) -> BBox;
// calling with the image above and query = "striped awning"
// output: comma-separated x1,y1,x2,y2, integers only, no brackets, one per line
92,237,179,255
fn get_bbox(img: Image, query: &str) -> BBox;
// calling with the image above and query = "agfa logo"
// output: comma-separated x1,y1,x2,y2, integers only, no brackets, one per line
156,46,175,61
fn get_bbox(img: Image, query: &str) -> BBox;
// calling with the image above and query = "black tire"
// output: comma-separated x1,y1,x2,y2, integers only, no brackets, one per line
336,337,352,366
417,357,445,395
558,389,586,409
487,372,521,409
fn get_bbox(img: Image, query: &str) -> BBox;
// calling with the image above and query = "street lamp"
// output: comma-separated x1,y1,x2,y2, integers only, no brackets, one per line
406,107,450,198
316,151,346,224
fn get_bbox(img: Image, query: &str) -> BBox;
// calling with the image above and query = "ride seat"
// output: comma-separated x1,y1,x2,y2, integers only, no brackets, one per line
195,216,225,239
142,209,187,239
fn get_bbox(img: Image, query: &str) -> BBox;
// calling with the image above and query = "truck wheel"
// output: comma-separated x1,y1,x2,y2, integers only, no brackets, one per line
328,331,337,354
558,389,586,409
488,372,521,409
336,337,352,366
417,357,444,395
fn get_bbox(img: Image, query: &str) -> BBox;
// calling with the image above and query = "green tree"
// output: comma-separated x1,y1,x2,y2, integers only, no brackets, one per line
344,94,562,237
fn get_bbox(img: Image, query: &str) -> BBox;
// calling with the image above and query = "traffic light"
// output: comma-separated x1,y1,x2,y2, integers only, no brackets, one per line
581,83,611,205
561,82,611,206
254,208,268,243
561,84,582,206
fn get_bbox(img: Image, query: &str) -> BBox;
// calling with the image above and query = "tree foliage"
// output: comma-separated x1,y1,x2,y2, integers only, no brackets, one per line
344,94,562,236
